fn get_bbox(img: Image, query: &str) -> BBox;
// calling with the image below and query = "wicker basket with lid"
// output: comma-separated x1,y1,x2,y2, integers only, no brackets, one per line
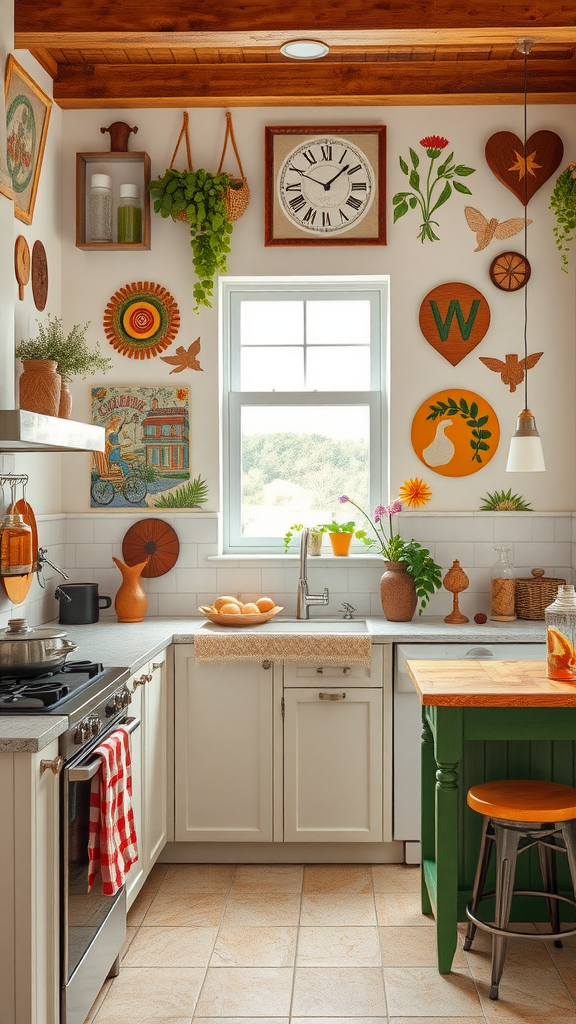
515,568,566,620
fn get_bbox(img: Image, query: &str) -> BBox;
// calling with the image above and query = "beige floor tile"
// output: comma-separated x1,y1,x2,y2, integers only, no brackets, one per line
142,892,225,927
297,926,381,967
160,863,235,894
230,864,303,893
94,967,204,1021
389,1019,487,1023
292,1019,386,1024
122,926,217,967
384,967,482,1017
95,1019,192,1024
195,967,293,1016
303,864,373,894
127,887,155,926
467,954,575,1021
372,864,421,893
300,893,377,927
222,892,301,927
194,1019,288,1024
292,967,386,1016
141,862,169,894
210,925,297,967
120,926,138,962
379,927,466,968
375,893,435,928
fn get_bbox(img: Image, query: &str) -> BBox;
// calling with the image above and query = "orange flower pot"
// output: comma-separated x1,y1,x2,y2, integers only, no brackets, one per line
329,532,352,556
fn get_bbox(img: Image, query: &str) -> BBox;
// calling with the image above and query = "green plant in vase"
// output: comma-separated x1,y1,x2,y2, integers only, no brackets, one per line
549,162,576,271
479,489,532,511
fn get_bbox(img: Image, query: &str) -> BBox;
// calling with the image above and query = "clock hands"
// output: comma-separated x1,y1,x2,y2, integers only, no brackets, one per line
322,164,350,189
291,163,350,191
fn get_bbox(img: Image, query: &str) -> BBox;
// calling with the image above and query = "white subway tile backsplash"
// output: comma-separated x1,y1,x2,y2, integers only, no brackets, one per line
514,542,571,568
555,517,573,542
473,542,500,567
177,544,198,568
146,571,177,594
175,517,218,543
158,593,198,617
493,516,533,542
64,544,76,568
346,567,383,592
65,518,95,544
434,543,474,569
75,544,114,568
215,567,261,594
177,567,218,593
197,543,218,566
92,517,138,543
532,517,556,542
261,568,287,592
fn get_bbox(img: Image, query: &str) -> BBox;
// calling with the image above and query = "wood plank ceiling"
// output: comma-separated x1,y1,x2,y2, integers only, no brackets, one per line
14,1,576,107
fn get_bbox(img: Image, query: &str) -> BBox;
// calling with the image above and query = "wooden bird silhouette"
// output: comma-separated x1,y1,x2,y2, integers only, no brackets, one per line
464,206,532,251
479,352,543,392
160,338,203,373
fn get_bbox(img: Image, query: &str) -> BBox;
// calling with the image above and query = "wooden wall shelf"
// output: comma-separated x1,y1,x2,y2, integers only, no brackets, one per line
76,151,151,251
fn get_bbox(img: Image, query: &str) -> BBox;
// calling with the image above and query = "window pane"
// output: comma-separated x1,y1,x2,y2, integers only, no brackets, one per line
241,347,304,391
307,346,371,391
240,301,304,346
307,300,371,345
240,405,370,539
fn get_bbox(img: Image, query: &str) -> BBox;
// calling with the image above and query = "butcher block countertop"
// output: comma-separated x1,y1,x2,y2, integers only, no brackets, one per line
406,658,576,707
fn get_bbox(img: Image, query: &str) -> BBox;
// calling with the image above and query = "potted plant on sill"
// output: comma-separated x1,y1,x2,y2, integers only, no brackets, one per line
339,495,442,620
320,518,359,556
284,523,326,556
16,316,112,418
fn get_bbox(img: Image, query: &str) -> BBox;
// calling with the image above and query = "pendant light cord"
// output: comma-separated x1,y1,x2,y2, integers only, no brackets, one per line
521,40,531,411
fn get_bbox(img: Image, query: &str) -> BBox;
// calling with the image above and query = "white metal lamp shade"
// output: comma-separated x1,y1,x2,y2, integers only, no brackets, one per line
506,409,545,472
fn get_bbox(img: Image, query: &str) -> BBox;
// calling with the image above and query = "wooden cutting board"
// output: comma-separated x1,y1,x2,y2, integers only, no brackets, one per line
14,235,30,301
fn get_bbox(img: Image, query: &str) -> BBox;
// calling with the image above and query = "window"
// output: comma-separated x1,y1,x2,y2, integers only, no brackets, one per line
222,277,387,553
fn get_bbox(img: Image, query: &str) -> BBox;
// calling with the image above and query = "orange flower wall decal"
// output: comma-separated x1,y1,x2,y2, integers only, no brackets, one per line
398,478,432,509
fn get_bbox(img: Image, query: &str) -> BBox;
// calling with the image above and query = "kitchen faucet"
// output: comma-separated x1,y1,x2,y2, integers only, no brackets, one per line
296,528,329,619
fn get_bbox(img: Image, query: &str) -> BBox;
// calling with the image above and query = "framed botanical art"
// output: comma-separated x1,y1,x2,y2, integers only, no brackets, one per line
265,125,386,246
0,58,12,202
4,55,52,224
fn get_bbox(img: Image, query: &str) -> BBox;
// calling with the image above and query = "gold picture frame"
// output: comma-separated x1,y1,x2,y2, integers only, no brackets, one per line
4,55,52,224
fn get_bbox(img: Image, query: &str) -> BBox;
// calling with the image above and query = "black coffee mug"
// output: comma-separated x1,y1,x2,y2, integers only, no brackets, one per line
55,583,112,625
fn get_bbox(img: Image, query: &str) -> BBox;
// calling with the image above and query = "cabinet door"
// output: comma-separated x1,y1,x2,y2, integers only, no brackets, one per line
143,649,168,873
284,687,383,842
175,646,273,841
125,672,145,908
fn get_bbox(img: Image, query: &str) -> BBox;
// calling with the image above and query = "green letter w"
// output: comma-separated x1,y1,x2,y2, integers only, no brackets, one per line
429,299,481,342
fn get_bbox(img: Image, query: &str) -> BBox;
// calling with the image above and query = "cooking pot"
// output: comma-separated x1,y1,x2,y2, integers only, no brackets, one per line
0,618,78,677
55,582,112,625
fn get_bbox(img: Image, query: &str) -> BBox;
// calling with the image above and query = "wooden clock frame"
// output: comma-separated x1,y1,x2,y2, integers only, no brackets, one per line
265,124,386,247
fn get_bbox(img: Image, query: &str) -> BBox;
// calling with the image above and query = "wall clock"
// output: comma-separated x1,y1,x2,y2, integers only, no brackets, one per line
265,125,386,246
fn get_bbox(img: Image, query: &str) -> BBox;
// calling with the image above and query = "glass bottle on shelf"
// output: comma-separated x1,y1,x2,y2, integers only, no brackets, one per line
89,173,112,242
490,545,516,621
117,183,142,243
545,585,576,681
0,511,33,576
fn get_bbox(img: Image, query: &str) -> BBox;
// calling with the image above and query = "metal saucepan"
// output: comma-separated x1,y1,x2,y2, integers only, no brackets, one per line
0,618,78,677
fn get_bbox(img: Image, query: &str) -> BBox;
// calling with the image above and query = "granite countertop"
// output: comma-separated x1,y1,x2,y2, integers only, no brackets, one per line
0,615,546,753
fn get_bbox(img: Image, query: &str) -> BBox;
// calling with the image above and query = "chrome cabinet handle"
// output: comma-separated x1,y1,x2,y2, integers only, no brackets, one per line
133,673,152,688
40,755,64,776
152,662,163,671
319,692,346,700
68,717,141,781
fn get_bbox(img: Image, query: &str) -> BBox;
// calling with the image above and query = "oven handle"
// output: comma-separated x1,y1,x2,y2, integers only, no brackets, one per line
68,717,141,781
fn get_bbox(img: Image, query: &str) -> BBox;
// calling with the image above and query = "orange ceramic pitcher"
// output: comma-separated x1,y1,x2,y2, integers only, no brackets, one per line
112,556,149,622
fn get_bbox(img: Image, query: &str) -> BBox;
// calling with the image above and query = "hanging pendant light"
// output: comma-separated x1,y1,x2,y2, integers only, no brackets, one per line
506,37,545,473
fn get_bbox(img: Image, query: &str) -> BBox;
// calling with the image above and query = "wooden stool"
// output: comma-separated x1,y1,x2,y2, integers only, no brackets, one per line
465,780,576,1000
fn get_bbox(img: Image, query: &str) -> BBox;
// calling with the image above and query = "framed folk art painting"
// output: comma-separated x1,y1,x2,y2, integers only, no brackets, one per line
265,125,386,246
4,55,52,224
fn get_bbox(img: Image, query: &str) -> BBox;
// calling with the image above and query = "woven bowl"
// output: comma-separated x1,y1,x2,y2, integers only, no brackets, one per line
198,605,284,626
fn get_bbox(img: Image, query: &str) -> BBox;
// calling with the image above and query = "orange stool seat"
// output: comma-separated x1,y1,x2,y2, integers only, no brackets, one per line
467,779,576,823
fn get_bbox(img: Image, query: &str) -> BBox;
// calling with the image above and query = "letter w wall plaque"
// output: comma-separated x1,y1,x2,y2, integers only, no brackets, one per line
419,282,490,366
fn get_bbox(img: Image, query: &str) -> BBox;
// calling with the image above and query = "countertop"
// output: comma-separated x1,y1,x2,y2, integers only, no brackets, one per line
0,615,546,752
406,658,576,707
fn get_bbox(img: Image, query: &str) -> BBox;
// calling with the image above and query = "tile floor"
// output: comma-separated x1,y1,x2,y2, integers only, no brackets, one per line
85,863,576,1024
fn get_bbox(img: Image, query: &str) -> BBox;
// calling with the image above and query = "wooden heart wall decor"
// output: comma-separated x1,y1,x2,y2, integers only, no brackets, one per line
485,130,564,205
419,283,490,366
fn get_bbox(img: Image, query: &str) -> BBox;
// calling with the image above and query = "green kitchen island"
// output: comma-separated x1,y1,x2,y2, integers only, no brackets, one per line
406,658,576,974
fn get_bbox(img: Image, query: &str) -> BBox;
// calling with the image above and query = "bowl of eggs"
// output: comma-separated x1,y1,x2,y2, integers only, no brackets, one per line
198,596,284,626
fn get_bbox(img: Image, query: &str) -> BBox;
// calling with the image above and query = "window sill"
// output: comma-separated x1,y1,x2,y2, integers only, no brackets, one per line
208,553,385,563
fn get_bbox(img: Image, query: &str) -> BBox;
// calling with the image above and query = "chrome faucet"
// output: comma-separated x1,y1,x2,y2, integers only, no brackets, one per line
296,528,329,619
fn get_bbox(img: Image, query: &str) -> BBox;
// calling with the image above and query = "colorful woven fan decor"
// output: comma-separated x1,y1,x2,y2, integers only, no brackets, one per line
103,281,180,359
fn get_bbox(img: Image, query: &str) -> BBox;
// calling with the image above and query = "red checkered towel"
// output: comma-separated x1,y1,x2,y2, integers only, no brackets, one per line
87,725,138,895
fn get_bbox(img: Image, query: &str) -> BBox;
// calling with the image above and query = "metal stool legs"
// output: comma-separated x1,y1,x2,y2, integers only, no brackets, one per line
464,816,492,951
538,835,562,948
490,824,520,1000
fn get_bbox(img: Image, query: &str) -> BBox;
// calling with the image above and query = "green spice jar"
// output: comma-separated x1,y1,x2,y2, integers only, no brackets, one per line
117,183,141,243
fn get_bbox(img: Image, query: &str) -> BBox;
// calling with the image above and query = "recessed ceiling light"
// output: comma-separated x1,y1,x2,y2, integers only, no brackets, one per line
280,40,329,60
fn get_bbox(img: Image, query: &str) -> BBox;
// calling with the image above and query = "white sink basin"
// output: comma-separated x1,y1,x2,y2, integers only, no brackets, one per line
259,618,368,633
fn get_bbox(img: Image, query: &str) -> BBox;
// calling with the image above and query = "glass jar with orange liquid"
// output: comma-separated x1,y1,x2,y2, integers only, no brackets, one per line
545,585,576,681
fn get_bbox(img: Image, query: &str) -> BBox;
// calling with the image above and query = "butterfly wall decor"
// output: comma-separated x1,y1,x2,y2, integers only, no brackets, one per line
479,352,543,393
160,338,203,373
464,206,532,251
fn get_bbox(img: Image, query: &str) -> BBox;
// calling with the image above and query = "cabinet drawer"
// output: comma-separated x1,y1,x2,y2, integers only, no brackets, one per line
283,646,381,687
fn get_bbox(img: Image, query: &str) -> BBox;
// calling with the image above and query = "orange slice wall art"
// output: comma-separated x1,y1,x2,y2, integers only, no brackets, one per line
411,389,500,477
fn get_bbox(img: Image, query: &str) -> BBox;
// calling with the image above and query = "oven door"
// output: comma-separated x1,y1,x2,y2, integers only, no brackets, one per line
61,715,141,1024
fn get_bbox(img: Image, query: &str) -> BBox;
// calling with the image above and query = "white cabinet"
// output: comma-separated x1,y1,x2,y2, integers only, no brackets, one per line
174,646,274,842
125,673,145,906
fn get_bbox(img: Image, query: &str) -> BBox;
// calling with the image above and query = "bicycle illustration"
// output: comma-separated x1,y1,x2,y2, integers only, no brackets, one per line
91,449,148,506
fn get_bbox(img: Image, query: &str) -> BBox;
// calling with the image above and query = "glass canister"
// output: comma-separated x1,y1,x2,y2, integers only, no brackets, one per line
490,545,516,621
0,513,33,576
117,183,142,243
89,173,112,242
545,585,576,681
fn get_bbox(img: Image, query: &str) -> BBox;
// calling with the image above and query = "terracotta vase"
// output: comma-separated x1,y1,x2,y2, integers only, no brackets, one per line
58,381,73,418
380,560,417,621
329,532,352,556
113,556,149,622
18,359,61,417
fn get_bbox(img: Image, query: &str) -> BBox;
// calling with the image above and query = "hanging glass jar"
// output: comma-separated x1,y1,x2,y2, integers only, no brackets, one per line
490,545,516,621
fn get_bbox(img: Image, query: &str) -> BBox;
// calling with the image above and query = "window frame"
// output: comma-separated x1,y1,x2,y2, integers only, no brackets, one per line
220,276,389,555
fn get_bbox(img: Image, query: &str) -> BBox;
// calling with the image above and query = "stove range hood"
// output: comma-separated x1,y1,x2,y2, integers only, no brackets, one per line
0,410,105,452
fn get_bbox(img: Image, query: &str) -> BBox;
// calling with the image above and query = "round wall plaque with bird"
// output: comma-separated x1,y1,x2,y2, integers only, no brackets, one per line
411,389,499,477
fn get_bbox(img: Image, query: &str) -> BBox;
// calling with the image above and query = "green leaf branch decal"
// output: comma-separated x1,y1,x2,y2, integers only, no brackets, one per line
426,395,492,464
393,135,476,243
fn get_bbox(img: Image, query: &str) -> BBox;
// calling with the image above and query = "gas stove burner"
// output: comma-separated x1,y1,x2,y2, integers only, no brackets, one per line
0,663,105,709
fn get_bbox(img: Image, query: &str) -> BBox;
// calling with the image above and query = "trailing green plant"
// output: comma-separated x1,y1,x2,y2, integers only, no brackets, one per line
283,523,325,553
479,489,532,511
549,162,576,271
149,168,240,311
152,474,209,509
16,315,111,381
426,395,492,464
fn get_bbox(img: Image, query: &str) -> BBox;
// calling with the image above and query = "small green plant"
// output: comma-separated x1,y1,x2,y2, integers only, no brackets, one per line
152,474,208,509
320,519,356,534
479,489,532,511
149,168,240,311
16,315,112,381
550,162,576,271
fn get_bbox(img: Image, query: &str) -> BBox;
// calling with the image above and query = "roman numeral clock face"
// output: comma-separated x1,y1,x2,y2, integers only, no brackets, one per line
278,137,374,235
